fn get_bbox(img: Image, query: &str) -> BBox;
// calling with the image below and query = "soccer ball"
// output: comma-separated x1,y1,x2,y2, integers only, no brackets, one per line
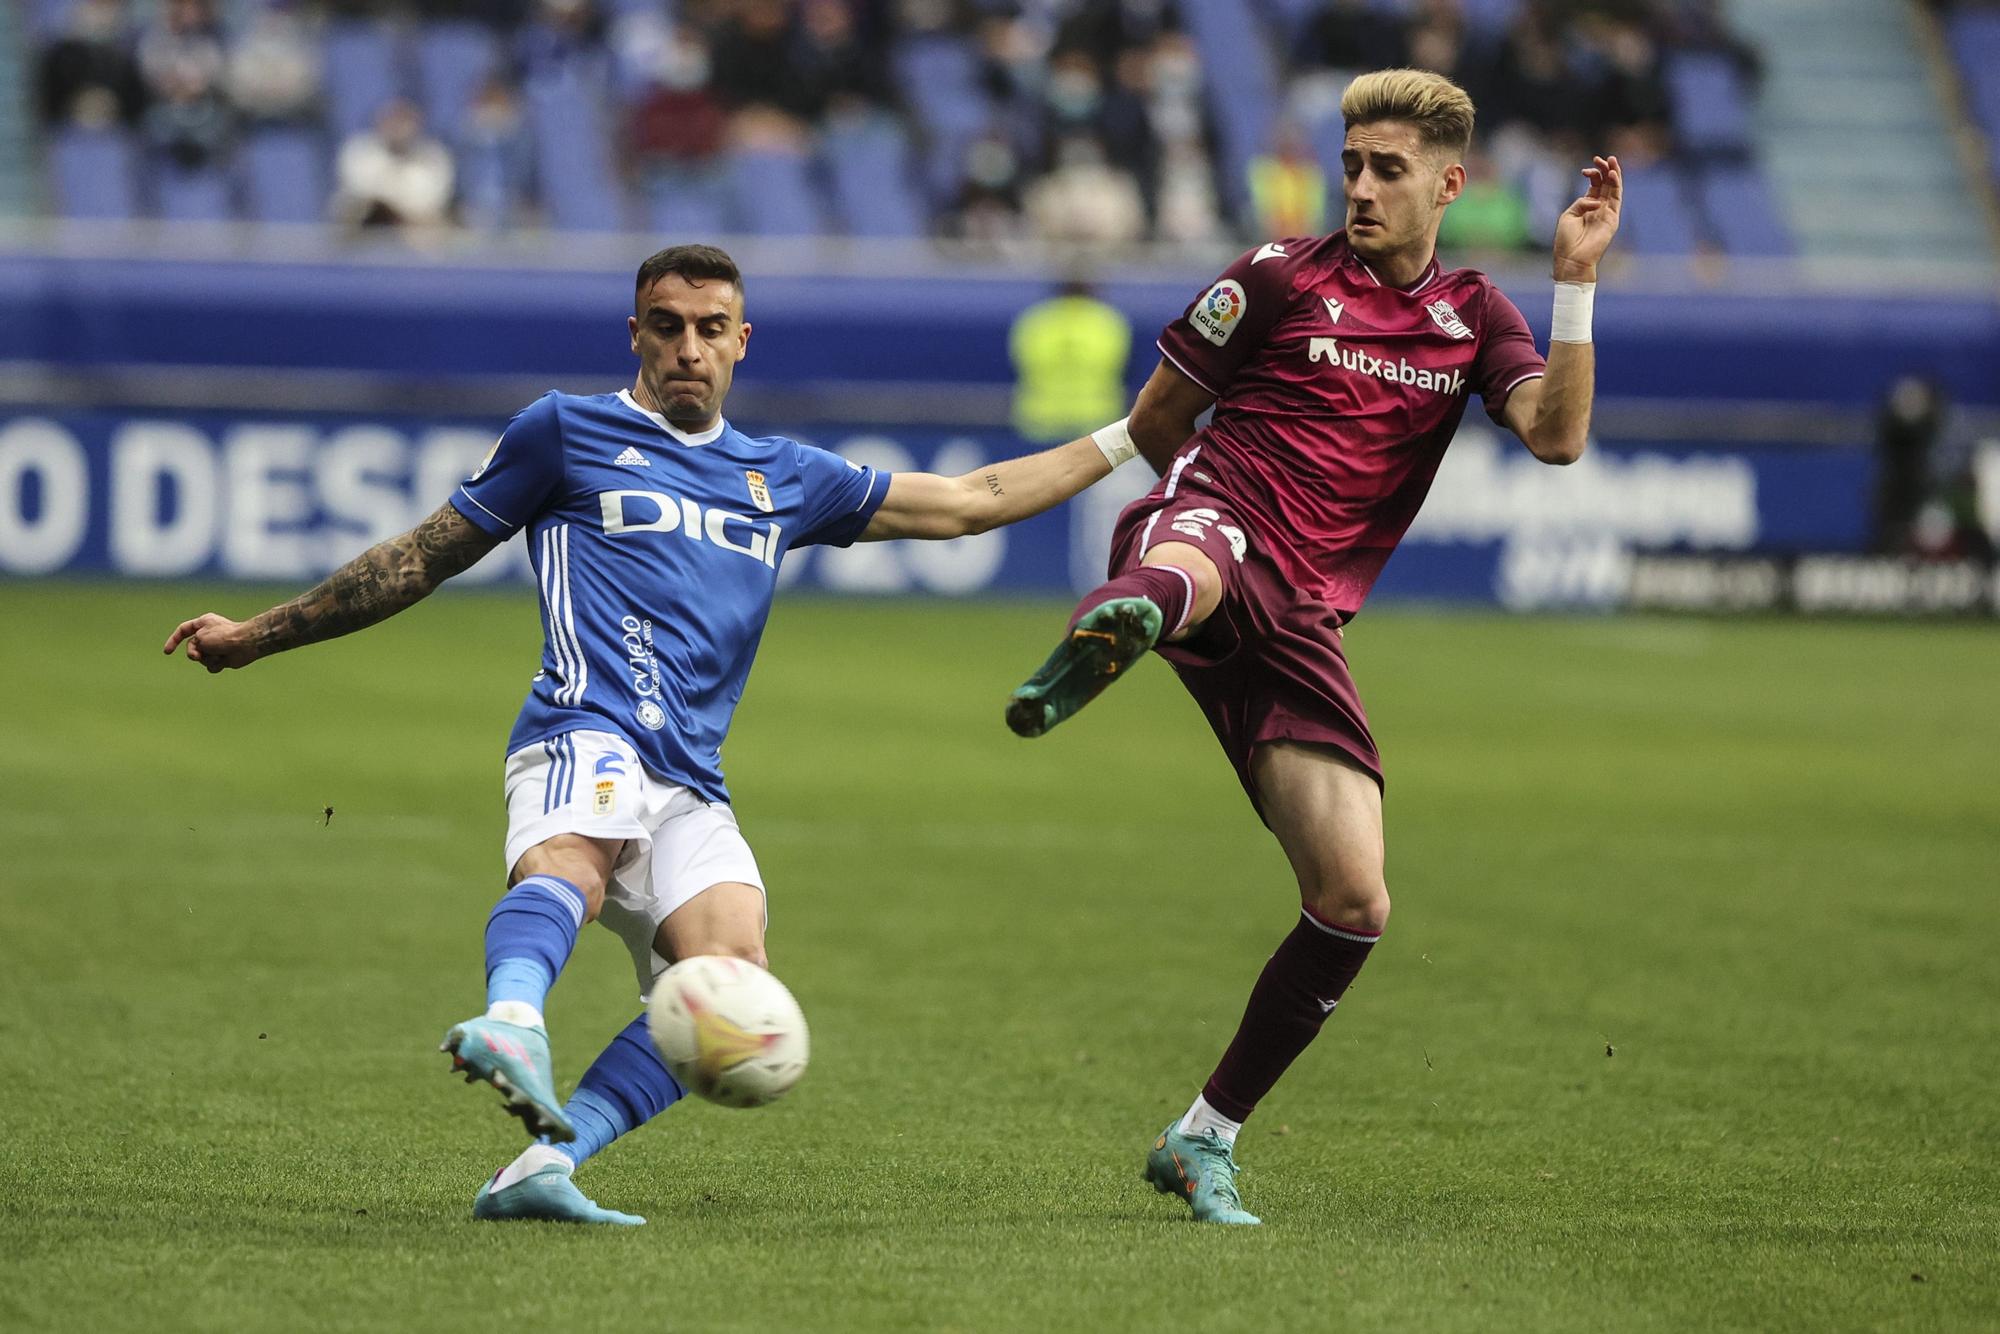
646,956,810,1108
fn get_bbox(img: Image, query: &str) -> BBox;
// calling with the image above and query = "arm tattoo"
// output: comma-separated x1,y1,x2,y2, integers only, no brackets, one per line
248,504,500,656
983,471,1005,498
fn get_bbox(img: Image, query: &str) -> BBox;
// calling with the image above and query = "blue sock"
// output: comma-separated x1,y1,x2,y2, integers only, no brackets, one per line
484,876,588,1014
555,1014,685,1167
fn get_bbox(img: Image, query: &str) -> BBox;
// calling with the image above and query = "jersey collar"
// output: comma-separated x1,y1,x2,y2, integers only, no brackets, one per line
1349,248,1442,297
617,388,727,446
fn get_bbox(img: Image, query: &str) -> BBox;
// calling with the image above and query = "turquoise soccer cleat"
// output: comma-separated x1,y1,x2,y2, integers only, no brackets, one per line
473,1167,646,1226
440,1016,575,1143
1005,597,1163,739
1142,1124,1263,1226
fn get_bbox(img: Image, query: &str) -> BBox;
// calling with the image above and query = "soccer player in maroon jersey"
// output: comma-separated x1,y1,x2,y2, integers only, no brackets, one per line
1005,69,1624,1225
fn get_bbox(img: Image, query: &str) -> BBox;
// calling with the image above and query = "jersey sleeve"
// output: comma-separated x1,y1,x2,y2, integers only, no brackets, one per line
790,441,888,548
1472,286,1548,424
1154,242,1303,399
451,393,565,538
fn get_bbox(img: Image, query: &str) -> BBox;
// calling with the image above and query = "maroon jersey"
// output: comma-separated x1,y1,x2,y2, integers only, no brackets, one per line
1155,231,1546,614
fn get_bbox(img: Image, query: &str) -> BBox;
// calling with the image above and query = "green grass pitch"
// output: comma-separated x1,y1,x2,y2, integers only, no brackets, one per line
2,581,1996,1332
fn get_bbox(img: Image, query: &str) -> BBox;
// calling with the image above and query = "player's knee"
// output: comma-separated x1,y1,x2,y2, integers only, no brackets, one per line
510,853,609,922
1302,874,1390,935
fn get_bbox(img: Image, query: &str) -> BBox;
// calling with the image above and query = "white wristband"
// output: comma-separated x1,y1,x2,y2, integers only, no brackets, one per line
1551,281,1595,344
1091,416,1137,469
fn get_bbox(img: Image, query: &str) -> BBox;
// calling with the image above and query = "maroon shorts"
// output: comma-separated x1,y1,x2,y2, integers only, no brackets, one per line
1109,489,1383,815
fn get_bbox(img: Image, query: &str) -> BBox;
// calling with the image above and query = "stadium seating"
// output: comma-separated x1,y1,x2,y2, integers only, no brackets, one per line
1946,8,2000,183
18,0,1825,256
241,128,329,226
152,161,234,222
325,19,404,139
1696,162,1794,257
1666,52,1755,161
49,125,139,219
822,115,926,238
414,21,502,144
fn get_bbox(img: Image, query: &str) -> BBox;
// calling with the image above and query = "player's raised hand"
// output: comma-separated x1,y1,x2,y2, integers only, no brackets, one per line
163,613,260,673
1553,154,1622,282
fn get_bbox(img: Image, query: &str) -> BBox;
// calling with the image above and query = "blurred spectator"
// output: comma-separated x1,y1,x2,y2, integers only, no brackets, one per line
226,1,324,128
1024,133,1145,245
335,98,456,228
1483,13,1580,138
1436,149,1532,253
1010,278,1132,443
1303,0,1409,74
952,130,1029,246
795,0,897,116
1247,123,1328,239
711,0,816,124
1100,44,1161,228
37,0,146,129
517,0,608,92
1871,376,1993,561
1588,18,1671,152
142,65,234,171
137,0,226,105
459,78,534,230
625,24,727,169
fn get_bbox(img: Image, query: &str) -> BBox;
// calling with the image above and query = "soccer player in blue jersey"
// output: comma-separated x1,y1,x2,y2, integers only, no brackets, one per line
164,244,1139,1225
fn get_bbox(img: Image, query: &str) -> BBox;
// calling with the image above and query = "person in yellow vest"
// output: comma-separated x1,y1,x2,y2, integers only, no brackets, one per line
1011,279,1134,444
1247,122,1328,240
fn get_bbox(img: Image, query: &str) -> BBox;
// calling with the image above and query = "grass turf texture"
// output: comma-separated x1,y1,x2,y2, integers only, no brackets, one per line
2,581,1996,1332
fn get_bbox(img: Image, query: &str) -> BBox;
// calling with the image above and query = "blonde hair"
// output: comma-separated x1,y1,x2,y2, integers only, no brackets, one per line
1340,68,1476,159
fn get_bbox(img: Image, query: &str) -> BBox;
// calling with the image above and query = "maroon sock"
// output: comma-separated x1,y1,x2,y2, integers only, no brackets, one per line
1200,907,1382,1123
1068,565,1197,636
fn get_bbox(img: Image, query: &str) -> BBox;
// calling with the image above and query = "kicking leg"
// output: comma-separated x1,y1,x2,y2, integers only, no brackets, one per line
475,880,762,1224
1006,540,1220,738
443,834,621,1142
1147,742,1388,1224
477,1013,677,1226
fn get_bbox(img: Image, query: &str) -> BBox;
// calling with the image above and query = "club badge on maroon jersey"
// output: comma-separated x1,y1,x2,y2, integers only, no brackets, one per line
1190,280,1247,346
745,469,774,513
1425,298,1473,340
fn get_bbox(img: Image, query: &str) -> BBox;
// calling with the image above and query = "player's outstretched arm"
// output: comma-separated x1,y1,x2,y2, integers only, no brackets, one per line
859,430,1133,541
1506,153,1621,466
162,502,501,672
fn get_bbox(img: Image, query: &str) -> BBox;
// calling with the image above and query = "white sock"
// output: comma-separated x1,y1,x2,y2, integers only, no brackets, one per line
485,1000,546,1031
491,1142,574,1193
1177,1093,1243,1145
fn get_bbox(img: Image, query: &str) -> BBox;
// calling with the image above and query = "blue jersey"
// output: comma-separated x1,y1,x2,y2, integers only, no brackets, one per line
451,389,887,800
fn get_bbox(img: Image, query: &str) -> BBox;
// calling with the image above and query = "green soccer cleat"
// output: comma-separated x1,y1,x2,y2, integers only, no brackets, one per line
440,1016,575,1143
1005,597,1163,738
1143,1124,1262,1226
474,1167,646,1226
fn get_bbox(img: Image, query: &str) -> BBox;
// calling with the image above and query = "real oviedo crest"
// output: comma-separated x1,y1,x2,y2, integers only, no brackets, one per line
1189,280,1247,346
744,469,773,513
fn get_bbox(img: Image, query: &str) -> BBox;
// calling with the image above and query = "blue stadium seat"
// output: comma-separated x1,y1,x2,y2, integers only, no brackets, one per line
49,126,139,219
1666,52,1753,161
643,167,731,239
415,21,501,142
724,147,826,236
528,84,626,231
823,115,926,238
152,162,235,222
241,128,328,225
1697,163,1793,257
1616,159,1701,254
326,19,405,138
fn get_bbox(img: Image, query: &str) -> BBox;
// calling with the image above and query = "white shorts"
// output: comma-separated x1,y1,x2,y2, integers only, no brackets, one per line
503,729,764,998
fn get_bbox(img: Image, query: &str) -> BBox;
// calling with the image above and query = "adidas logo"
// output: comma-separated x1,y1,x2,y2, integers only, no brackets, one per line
614,447,649,467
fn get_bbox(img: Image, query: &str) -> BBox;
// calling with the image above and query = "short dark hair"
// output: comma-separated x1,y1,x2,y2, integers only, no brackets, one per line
634,244,743,312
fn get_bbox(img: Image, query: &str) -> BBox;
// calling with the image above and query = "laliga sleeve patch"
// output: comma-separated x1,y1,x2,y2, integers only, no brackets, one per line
1188,279,1248,347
